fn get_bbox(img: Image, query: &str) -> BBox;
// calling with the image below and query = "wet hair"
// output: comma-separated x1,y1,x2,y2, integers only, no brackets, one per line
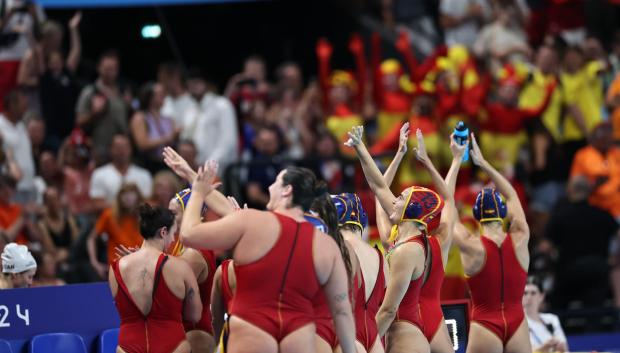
310,195,353,283
526,275,544,293
281,167,327,211
138,203,175,239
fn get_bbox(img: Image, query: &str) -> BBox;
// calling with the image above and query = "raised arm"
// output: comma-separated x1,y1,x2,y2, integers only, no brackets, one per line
349,33,367,109
377,123,409,243
413,129,450,202
345,125,396,215
163,147,234,217
66,12,82,72
180,161,245,250
316,38,333,111
470,133,528,235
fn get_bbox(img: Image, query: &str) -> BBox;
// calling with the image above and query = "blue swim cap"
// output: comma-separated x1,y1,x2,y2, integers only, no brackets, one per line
304,212,329,233
175,188,208,216
331,193,367,231
472,188,507,223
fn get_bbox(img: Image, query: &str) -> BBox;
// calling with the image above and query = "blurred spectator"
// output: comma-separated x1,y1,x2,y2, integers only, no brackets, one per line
245,125,283,209
32,252,64,286
570,122,620,218
381,0,441,56
473,1,530,71
37,186,77,276
34,150,63,203
17,12,81,116
177,139,198,173
605,57,620,141
130,82,179,173
0,242,37,289
87,183,144,279
61,129,95,221
523,275,568,353
75,50,128,163
225,55,270,99
0,175,26,246
158,62,194,135
0,0,44,111
26,117,54,164
307,131,346,191
547,175,619,309
150,170,181,209
89,134,152,211
185,68,238,172
0,135,22,182
439,0,492,48
559,46,604,159
0,89,36,203
37,15,82,147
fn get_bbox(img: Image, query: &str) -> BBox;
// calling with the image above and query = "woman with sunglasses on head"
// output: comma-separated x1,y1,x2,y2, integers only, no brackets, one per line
523,275,568,353
452,134,531,353
375,124,462,353
346,124,450,353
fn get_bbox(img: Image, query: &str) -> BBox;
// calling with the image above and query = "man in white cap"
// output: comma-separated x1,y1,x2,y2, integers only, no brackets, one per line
1,242,37,289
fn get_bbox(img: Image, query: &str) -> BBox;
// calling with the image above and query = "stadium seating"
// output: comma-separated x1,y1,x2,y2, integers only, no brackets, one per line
98,328,119,353
0,339,13,353
30,333,87,353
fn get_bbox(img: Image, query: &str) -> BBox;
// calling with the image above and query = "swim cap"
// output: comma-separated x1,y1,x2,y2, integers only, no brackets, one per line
400,186,444,232
472,188,507,223
175,188,208,215
331,193,367,231
304,211,329,233
2,243,37,274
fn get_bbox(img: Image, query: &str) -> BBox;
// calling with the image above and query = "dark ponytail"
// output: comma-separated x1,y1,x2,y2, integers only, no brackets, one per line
138,203,175,239
282,166,326,211
310,195,353,285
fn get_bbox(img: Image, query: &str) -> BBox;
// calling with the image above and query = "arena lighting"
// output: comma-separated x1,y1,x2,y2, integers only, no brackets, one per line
141,24,162,39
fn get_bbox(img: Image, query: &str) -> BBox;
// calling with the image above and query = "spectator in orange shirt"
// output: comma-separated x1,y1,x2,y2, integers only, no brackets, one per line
86,183,144,279
570,122,620,218
0,175,27,247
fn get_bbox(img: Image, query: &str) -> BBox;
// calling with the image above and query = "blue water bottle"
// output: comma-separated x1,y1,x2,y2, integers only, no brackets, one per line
453,121,469,162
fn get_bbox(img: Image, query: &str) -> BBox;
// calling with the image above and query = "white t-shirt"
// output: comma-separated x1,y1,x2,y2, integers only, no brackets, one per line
440,0,491,48
0,0,46,61
161,92,197,134
0,114,35,191
527,313,568,350
89,163,153,203
187,93,239,171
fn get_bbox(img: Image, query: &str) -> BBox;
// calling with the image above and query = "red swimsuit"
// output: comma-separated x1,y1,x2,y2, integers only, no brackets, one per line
419,236,445,342
314,291,338,348
353,247,385,351
230,212,321,341
112,254,186,353
184,249,216,334
221,259,234,312
466,233,527,345
391,235,427,330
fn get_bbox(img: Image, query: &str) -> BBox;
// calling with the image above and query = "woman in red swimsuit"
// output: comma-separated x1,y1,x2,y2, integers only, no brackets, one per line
453,134,531,353
181,162,356,353
108,204,202,353
376,126,462,353
334,192,387,353
346,125,447,353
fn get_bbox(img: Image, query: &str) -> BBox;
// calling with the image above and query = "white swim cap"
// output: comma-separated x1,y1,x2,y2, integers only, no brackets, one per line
1,243,37,274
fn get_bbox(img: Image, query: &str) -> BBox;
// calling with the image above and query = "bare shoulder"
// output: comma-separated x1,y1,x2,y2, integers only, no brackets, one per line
389,242,422,265
165,255,193,277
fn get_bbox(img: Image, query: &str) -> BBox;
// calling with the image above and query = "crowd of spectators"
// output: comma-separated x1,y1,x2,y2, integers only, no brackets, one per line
0,0,619,321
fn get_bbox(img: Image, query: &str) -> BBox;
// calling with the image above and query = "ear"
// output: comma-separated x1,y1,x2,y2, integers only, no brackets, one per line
281,184,293,198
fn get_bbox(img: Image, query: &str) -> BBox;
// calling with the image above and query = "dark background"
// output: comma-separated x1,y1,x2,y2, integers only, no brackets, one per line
46,0,372,90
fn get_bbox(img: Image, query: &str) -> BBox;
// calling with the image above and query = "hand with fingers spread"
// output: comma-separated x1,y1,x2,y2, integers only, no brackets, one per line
163,146,196,182
398,122,410,154
344,125,364,147
449,133,467,160
192,160,219,196
227,196,248,211
413,129,429,164
469,133,486,167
